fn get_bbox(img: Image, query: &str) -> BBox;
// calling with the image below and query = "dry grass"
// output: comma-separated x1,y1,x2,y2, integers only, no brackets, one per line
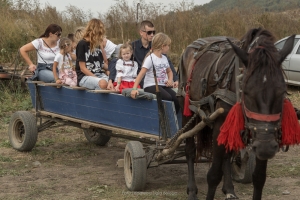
1,0,300,67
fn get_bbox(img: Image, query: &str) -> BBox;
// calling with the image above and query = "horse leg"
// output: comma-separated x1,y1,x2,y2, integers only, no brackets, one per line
252,158,268,200
222,151,238,199
185,137,198,200
206,141,224,200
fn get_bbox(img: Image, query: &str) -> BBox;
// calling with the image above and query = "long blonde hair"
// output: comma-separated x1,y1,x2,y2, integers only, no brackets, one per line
143,32,171,63
83,19,106,52
59,37,74,71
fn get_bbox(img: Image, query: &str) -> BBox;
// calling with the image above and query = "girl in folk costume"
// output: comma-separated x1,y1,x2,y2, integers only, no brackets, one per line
130,32,179,113
52,37,77,87
114,43,140,93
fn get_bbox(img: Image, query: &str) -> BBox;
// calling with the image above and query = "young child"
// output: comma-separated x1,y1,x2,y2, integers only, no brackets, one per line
52,37,77,87
114,43,140,93
76,18,108,90
130,32,179,113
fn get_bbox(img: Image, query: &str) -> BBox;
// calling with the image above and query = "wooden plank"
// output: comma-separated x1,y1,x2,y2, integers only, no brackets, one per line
28,81,45,84
39,83,69,87
39,110,159,141
64,86,87,90
27,82,179,136
87,90,119,94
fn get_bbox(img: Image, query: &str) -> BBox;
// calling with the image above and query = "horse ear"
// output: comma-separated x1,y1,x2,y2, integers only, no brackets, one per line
227,38,248,67
279,34,296,63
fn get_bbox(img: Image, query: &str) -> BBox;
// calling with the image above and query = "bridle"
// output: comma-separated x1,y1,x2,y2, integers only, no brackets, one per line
241,98,283,146
240,36,283,146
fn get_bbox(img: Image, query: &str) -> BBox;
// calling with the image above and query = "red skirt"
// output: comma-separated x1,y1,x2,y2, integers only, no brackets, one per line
114,81,140,93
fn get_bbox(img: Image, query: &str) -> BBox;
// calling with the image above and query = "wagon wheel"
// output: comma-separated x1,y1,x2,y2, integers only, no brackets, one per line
8,111,38,151
83,128,111,146
231,148,256,184
124,141,147,191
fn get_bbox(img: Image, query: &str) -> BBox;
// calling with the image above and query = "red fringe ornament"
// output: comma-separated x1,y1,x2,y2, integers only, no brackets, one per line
183,90,192,117
281,99,300,145
217,102,245,152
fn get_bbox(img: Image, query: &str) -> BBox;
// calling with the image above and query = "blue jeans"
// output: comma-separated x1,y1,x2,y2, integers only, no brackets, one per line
29,63,56,83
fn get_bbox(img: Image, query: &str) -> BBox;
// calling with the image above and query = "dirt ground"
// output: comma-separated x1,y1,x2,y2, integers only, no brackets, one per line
1,124,300,200
1,87,300,200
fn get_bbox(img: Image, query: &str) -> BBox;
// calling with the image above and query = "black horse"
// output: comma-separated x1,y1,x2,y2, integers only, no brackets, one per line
177,28,295,200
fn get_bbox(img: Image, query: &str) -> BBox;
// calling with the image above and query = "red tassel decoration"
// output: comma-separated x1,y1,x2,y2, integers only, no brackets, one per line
217,102,245,151
281,99,300,145
183,91,192,117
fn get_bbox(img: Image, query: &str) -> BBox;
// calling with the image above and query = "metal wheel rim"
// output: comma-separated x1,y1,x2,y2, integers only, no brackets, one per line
13,119,25,143
124,149,133,185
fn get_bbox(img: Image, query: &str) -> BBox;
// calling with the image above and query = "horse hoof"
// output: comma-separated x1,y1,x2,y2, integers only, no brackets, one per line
225,193,239,200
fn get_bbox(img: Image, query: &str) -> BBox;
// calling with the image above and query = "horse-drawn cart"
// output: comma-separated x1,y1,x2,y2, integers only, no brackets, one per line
8,81,255,191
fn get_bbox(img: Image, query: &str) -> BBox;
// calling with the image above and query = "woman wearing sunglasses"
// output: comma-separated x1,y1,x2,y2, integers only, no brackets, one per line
20,23,62,82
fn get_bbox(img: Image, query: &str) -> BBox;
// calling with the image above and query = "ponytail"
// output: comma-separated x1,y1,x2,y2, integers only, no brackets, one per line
141,50,152,67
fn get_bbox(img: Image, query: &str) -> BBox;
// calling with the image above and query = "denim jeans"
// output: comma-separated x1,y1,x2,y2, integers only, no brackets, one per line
28,63,56,83
79,73,108,90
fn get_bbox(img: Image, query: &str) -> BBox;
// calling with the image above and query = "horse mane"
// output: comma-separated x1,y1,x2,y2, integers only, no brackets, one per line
242,28,283,87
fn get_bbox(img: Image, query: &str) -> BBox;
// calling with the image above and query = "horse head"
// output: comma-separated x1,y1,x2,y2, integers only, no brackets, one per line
228,28,295,160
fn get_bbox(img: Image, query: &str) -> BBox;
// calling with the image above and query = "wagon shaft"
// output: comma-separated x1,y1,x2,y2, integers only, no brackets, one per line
156,108,224,161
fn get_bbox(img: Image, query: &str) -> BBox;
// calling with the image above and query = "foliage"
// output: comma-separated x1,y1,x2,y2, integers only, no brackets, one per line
0,80,32,127
197,0,300,12
0,0,300,66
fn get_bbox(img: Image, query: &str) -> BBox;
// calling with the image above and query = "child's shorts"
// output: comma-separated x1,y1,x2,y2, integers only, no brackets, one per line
79,73,108,90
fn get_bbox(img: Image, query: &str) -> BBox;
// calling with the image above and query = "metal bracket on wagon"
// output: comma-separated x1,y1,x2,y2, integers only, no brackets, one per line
156,108,224,161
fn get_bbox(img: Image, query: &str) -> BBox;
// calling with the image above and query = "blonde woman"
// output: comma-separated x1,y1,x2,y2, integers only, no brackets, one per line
75,19,108,89
130,32,179,113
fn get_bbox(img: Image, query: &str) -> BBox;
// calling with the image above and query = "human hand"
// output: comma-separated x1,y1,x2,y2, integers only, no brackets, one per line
28,64,37,73
165,79,173,87
131,89,139,99
173,81,178,88
55,79,62,84
115,85,120,92
107,81,115,91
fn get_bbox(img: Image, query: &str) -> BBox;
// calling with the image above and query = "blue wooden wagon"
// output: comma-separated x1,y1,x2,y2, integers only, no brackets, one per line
8,81,254,191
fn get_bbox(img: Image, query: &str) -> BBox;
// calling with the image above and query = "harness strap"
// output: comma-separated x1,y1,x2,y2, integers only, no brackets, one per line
189,88,237,109
243,102,281,122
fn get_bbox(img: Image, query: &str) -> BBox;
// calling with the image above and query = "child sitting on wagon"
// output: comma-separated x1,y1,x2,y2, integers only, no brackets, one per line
52,37,77,87
130,33,179,113
114,43,140,93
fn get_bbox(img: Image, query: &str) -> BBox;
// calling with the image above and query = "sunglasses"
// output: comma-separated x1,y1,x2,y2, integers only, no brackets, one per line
55,32,61,37
142,30,156,35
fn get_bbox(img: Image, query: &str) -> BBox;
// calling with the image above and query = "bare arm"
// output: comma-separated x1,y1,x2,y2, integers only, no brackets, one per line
115,77,122,91
52,61,61,84
79,61,96,77
19,42,37,72
165,68,173,87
